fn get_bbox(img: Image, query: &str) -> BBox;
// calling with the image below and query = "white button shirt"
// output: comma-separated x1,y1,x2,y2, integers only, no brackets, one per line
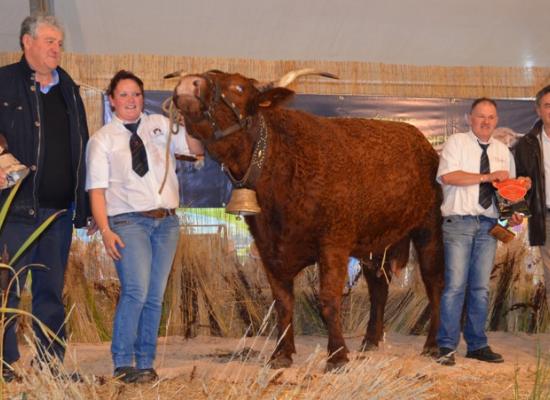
85,113,191,216
437,130,516,218
541,126,550,208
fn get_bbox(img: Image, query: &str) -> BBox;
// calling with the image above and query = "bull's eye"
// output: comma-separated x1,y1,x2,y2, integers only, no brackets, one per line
234,85,244,93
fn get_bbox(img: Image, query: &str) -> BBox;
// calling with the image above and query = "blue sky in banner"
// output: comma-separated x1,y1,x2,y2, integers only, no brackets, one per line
103,92,539,207
291,95,538,151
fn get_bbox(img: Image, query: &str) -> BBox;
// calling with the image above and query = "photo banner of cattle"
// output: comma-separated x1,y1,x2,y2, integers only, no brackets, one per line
102,92,538,208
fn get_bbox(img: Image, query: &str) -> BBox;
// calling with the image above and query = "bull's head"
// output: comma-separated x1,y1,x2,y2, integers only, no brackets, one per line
165,69,337,144
165,69,337,216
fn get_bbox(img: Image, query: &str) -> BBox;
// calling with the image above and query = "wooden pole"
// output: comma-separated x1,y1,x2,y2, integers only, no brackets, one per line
29,0,54,15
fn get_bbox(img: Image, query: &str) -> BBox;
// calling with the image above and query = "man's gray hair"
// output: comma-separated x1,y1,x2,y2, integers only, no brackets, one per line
19,15,64,50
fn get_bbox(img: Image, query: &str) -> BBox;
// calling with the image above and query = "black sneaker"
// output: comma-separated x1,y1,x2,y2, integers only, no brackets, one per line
30,358,84,382
436,347,456,366
466,346,504,363
57,371,84,383
135,368,159,384
113,366,140,383
48,366,84,383
2,367,18,383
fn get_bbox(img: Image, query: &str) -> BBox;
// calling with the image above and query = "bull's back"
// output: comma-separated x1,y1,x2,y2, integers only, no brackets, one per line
257,109,440,254
280,113,438,204
326,118,438,243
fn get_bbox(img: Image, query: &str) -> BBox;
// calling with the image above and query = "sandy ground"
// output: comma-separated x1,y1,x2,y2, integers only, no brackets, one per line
4,331,549,399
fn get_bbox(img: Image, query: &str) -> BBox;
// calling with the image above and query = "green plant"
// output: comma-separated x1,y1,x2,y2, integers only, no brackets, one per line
513,343,550,400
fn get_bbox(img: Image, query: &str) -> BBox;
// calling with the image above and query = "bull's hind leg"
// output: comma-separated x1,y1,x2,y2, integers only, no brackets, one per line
360,238,409,351
411,210,445,357
263,266,297,369
318,247,350,372
361,267,389,351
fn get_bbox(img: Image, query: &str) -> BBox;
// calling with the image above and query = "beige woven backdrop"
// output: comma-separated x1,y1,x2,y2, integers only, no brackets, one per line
2,51,550,134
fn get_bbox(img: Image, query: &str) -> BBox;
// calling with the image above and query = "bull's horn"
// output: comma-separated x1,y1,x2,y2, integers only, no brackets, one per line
163,69,185,79
257,68,338,92
276,68,339,88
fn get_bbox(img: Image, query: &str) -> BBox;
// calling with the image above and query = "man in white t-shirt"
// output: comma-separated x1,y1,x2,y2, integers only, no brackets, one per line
436,98,524,366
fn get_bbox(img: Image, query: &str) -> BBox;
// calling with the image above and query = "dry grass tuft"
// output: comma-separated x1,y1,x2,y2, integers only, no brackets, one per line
163,225,270,338
198,348,435,400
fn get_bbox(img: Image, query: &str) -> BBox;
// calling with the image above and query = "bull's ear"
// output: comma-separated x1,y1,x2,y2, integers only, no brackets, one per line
257,88,294,108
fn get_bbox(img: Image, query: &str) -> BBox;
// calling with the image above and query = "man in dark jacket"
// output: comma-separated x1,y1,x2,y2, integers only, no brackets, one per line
0,15,90,382
514,85,550,309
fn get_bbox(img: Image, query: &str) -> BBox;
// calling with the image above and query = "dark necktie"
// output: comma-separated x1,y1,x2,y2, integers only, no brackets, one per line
125,120,149,177
478,142,493,209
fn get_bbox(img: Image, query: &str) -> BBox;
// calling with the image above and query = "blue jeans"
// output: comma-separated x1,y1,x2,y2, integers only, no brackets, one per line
0,208,73,365
437,215,497,352
109,213,180,369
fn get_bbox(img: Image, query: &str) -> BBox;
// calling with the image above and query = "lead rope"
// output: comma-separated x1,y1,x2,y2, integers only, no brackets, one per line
158,100,179,194
379,243,391,285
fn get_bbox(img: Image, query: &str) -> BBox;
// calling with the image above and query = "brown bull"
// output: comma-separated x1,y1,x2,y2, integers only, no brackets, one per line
169,69,444,371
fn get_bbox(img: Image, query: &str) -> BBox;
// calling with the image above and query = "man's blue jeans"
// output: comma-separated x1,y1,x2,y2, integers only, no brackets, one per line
109,213,180,369
437,215,497,352
0,208,73,365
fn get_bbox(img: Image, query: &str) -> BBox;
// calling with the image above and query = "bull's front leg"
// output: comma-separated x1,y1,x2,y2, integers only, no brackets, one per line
263,266,296,369
319,248,350,372
360,266,389,351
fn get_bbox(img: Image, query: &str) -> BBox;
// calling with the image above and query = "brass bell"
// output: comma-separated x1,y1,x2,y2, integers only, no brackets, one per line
225,188,261,216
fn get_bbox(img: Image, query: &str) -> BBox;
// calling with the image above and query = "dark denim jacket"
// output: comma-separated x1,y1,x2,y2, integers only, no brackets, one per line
0,56,90,228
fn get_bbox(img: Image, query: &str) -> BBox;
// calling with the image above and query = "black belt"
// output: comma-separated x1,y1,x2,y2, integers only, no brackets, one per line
138,208,176,218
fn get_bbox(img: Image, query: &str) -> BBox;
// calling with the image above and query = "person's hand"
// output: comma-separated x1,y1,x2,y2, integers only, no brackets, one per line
517,176,532,190
101,229,125,260
0,167,7,189
508,212,524,227
488,170,509,182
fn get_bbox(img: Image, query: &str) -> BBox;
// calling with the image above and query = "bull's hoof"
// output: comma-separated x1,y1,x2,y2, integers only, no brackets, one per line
324,359,348,373
421,345,439,358
268,355,293,369
359,341,379,352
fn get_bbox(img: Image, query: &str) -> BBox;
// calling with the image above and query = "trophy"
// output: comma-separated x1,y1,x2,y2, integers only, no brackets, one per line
489,178,530,243
493,178,530,219
0,133,29,190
